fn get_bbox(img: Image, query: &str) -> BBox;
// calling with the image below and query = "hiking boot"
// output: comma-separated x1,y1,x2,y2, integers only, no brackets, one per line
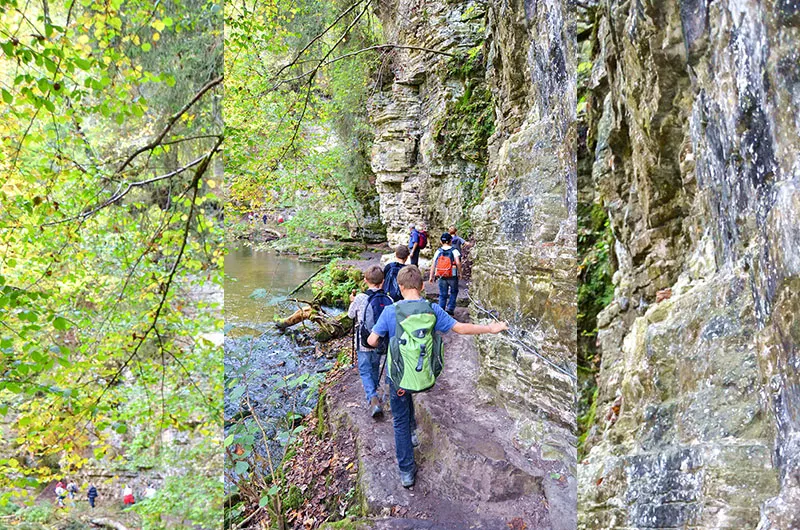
369,396,383,418
400,469,416,488
411,432,420,447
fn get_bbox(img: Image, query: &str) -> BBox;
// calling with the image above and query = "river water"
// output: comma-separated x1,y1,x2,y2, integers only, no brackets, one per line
223,246,334,487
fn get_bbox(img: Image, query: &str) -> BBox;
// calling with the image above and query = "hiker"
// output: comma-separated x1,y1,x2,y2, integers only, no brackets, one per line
429,233,461,316
448,226,465,253
55,482,66,508
144,484,156,499
262,213,267,224
66,479,78,500
123,485,135,506
87,484,98,509
408,224,428,267
367,265,508,488
66,479,78,506
383,245,410,302
348,265,392,417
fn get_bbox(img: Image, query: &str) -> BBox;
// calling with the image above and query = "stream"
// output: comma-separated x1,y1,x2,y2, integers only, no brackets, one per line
223,246,336,488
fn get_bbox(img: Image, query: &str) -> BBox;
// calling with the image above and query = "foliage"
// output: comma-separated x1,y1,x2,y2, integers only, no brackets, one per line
311,260,366,308
224,0,385,248
434,46,495,165
431,45,494,232
131,472,223,530
15,504,53,524
0,0,224,525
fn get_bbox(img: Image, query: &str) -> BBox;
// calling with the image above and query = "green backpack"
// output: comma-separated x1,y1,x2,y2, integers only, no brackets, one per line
388,300,444,393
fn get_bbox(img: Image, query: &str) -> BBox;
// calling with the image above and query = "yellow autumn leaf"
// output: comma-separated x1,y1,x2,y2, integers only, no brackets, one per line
152,32,160,42
207,179,217,189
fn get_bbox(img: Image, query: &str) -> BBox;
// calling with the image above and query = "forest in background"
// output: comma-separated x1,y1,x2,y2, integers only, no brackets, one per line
224,0,386,251
0,0,224,527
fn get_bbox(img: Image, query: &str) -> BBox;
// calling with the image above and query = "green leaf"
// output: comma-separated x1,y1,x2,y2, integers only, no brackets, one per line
0,89,10,104
115,424,127,434
73,58,92,71
259,495,270,507
53,316,70,330
234,461,248,474
141,43,151,52
224,434,234,447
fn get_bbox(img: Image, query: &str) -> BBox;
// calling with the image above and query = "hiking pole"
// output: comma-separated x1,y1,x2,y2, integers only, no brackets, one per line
351,318,356,366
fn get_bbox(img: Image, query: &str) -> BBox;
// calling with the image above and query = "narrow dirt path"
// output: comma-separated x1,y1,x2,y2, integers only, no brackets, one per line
326,306,574,529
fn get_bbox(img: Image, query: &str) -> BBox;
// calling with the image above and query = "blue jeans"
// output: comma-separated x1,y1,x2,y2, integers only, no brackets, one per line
388,379,417,472
437,277,459,312
357,350,381,402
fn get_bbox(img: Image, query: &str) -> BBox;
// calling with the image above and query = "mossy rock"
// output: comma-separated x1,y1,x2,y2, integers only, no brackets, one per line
312,260,367,308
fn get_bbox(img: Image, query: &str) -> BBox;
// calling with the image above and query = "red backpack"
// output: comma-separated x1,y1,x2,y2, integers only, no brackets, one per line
434,248,455,278
417,230,428,250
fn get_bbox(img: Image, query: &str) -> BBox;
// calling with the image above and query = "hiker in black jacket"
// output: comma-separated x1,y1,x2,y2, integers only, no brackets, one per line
87,484,98,508
383,245,409,302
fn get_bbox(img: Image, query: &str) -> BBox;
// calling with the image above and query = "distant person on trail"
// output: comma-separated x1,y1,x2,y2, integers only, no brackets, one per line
55,482,66,508
408,224,428,267
348,266,392,418
383,245,410,302
367,265,508,488
144,484,156,499
448,226,465,253
429,233,461,316
87,484,98,509
408,224,421,266
123,485,135,506
66,479,77,498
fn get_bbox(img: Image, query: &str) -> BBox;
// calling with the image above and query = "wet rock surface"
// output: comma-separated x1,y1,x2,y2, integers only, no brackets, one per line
579,1,800,528
327,307,575,530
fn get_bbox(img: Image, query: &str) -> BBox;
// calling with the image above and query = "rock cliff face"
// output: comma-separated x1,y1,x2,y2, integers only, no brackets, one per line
368,0,577,515
578,1,800,528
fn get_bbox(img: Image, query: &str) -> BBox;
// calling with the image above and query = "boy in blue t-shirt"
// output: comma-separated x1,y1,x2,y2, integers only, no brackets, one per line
367,265,508,488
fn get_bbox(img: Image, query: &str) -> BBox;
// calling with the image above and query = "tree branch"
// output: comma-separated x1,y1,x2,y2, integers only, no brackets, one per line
115,75,223,176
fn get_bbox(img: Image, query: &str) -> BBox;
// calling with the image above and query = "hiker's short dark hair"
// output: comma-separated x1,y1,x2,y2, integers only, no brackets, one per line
395,245,410,261
364,265,384,285
397,265,423,291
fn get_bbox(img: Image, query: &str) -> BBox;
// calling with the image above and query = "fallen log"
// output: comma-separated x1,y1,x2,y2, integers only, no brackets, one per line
91,518,129,530
275,304,352,342
275,305,315,330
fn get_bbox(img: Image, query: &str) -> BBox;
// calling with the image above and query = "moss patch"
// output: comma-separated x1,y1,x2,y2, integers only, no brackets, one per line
312,260,367,307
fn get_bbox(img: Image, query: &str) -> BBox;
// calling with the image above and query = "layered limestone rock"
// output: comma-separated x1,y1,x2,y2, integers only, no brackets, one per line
471,0,577,468
369,0,490,247
579,1,800,528
368,0,577,520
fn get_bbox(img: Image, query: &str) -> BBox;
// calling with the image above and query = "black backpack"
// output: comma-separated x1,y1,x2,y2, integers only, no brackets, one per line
359,289,392,354
383,262,404,302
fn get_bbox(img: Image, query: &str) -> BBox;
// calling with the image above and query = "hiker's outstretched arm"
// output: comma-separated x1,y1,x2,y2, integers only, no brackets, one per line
452,321,508,335
367,331,382,347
